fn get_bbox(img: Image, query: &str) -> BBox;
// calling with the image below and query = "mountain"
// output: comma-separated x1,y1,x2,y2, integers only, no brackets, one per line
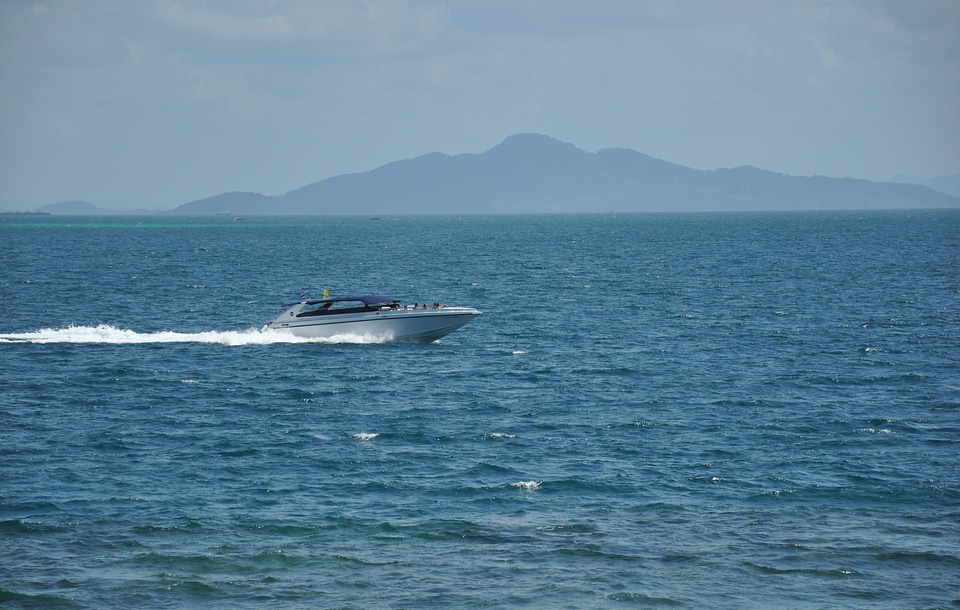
165,134,960,214
889,174,960,198
35,200,109,215
169,191,271,216
33,200,158,215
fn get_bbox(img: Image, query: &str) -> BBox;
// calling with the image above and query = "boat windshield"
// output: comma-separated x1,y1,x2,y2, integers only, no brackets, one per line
296,297,399,317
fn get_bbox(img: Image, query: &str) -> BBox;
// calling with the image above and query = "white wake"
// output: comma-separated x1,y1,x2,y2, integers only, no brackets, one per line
0,325,392,345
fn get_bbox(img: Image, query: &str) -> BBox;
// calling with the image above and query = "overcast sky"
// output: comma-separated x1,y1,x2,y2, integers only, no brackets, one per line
1,1,958,210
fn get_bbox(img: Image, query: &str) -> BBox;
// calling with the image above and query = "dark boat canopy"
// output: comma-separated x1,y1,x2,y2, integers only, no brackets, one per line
285,295,399,307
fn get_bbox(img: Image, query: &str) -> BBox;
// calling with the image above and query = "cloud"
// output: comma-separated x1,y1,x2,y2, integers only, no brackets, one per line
154,1,449,56
1,0,957,210
157,3,294,41
808,37,840,70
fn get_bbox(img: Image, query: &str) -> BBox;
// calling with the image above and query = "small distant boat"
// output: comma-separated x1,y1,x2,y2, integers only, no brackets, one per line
262,295,481,343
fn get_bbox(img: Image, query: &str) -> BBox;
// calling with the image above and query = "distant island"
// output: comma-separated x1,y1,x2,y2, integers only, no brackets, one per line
35,200,111,215
27,200,159,215
13,135,960,215
890,174,960,198
163,134,960,215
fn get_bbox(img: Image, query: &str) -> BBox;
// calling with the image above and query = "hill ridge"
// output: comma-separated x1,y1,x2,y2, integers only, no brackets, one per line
156,133,960,214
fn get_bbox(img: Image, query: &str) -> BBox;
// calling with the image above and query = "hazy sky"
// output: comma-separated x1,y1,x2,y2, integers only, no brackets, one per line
1,1,958,210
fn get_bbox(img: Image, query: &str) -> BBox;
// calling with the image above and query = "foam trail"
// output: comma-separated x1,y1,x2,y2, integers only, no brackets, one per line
0,325,392,346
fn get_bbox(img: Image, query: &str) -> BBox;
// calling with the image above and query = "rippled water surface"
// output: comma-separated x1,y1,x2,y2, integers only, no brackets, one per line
2,212,959,608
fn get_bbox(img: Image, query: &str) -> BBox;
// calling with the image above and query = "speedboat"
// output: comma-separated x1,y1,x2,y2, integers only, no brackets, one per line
262,295,481,343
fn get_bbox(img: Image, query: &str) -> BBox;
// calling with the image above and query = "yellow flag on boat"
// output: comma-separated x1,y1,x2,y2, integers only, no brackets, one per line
323,289,329,298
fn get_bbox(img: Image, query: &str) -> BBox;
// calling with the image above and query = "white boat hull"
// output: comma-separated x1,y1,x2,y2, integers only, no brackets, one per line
264,306,481,343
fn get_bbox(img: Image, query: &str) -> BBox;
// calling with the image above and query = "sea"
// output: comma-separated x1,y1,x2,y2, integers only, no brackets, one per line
1,211,958,609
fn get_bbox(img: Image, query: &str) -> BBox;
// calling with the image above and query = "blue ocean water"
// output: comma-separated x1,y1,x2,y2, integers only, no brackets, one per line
1,211,958,608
